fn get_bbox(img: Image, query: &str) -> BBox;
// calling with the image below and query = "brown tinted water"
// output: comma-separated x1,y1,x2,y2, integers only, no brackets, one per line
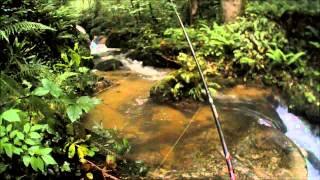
85,69,307,179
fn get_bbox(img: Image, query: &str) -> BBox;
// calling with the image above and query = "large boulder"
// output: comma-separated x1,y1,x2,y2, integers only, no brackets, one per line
95,59,123,71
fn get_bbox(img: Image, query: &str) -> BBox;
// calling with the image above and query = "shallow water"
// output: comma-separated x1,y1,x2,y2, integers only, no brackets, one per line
86,53,319,179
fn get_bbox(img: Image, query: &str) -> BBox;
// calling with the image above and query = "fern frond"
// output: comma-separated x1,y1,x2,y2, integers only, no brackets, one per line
17,63,50,79
0,30,9,42
0,74,25,107
0,21,56,41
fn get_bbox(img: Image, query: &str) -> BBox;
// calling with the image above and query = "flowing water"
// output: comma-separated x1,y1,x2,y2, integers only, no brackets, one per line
276,106,320,179
86,52,320,179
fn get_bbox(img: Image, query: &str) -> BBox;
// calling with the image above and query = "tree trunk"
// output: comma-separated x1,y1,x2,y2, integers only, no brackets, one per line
187,0,199,25
221,0,245,23
190,0,199,25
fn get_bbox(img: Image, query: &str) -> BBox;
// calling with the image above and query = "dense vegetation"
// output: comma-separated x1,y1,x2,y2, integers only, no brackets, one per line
78,0,319,124
0,0,319,179
0,0,146,179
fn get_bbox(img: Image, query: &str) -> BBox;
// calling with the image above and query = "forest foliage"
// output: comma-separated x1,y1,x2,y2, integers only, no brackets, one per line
0,0,146,179
1,0,320,179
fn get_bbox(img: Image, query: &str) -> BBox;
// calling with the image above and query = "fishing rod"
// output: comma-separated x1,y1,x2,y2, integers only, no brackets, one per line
169,1,236,179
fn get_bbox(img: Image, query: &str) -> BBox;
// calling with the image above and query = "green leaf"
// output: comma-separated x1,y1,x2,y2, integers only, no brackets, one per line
29,132,41,139
77,96,100,112
309,41,320,48
240,57,256,65
1,137,9,144
77,145,87,160
61,52,69,63
0,163,8,174
77,96,92,112
6,124,12,132
42,155,57,165
36,157,44,172
25,138,37,145
1,109,20,122
30,156,38,171
70,50,81,67
9,130,18,139
16,132,24,140
86,172,93,180
41,79,63,98
287,52,305,65
24,123,31,133
61,161,71,172
13,146,23,155
78,67,89,73
209,88,217,96
13,137,22,146
0,126,6,137
32,87,49,96
22,145,28,150
57,72,78,84
28,145,41,154
68,144,76,158
3,144,13,158
67,105,82,122
30,124,45,132
23,155,31,167
39,148,52,155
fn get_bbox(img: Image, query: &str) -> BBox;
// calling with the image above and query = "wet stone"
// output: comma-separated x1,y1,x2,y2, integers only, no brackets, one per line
95,59,123,71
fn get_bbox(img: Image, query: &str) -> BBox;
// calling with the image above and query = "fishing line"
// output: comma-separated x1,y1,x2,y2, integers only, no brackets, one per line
168,1,236,179
155,107,201,170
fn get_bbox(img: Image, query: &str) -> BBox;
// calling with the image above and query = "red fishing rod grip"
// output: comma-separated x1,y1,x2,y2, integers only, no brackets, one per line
226,152,236,180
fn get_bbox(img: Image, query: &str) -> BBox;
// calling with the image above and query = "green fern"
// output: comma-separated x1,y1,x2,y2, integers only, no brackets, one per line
0,21,56,42
17,63,50,79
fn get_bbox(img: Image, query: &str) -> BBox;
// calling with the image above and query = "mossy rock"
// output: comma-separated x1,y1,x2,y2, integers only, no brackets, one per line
95,59,123,71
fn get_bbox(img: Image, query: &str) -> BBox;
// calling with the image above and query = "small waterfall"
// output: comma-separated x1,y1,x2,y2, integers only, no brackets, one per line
276,106,320,180
118,55,168,81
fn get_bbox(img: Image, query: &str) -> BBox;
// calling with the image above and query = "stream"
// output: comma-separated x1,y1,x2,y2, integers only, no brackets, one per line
86,49,320,179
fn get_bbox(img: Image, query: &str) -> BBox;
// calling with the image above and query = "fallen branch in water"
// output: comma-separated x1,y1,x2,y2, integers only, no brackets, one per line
85,159,119,180
157,53,180,65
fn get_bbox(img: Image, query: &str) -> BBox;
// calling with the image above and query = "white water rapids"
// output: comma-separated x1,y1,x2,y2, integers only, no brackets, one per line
276,106,320,180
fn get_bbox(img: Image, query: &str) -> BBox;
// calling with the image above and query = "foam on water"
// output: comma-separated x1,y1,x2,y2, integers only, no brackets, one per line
276,105,320,180
102,52,168,80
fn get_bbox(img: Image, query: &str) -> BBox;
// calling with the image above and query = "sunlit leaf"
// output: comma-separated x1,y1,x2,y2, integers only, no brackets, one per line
30,156,38,171
68,144,76,158
76,96,100,112
25,138,37,145
36,157,45,172
3,143,13,158
1,109,20,122
42,155,57,165
24,123,31,133
86,172,93,180
32,87,49,96
22,155,31,167
41,79,63,98
67,105,82,122
39,148,52,155
29,132,41,139
61,161,71,172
